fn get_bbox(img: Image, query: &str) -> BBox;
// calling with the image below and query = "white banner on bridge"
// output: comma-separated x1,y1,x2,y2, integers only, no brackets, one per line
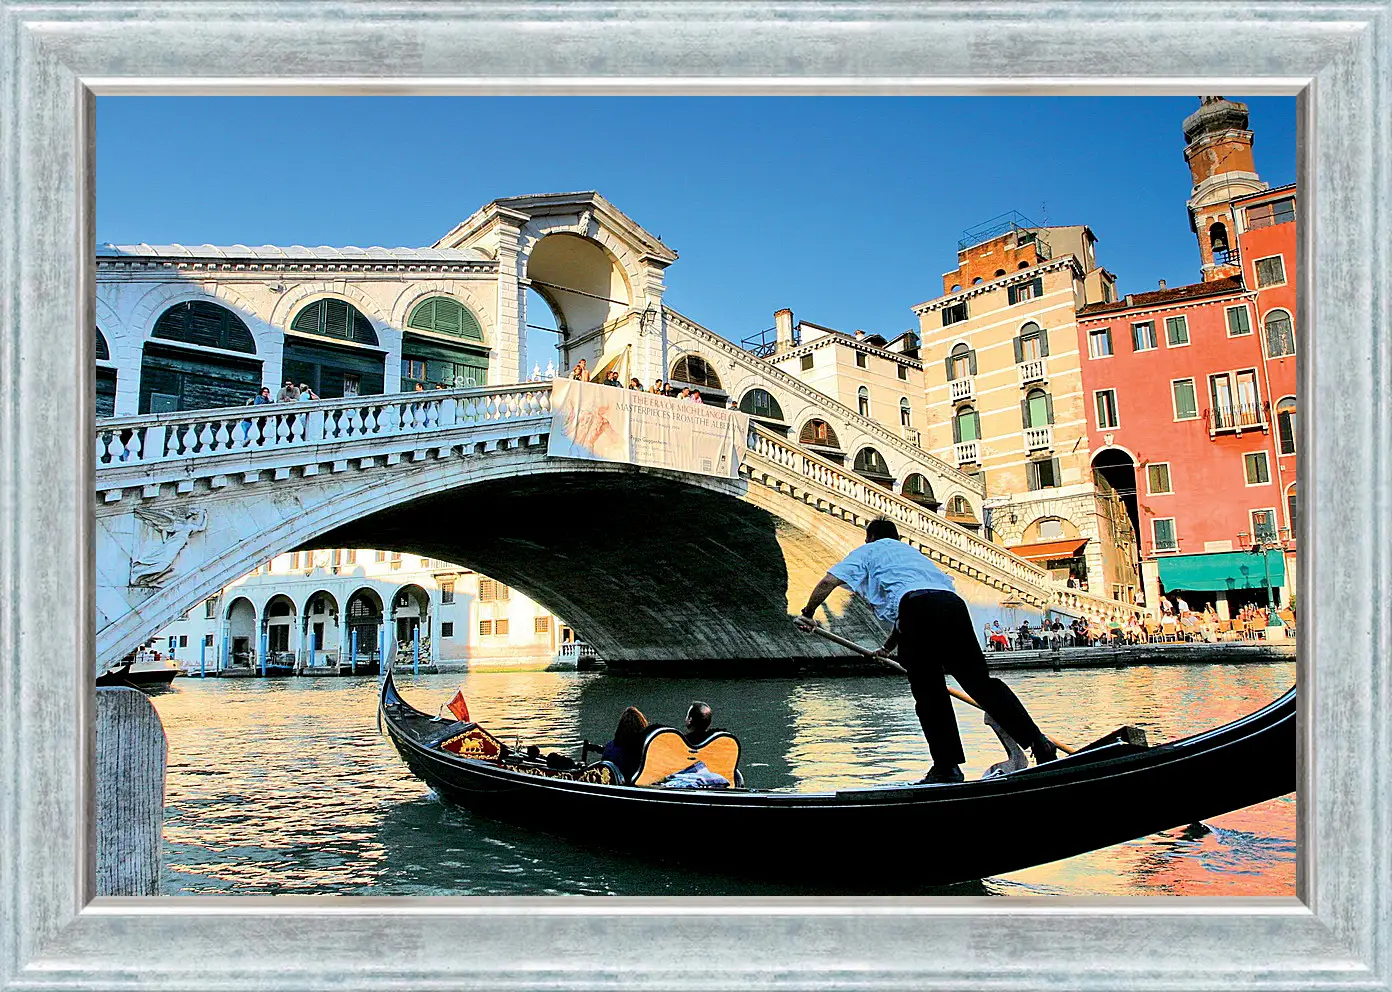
547,378,748,480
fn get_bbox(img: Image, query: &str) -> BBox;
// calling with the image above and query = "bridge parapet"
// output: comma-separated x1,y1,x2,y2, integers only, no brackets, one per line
745,426,1147,624
95,384,554,494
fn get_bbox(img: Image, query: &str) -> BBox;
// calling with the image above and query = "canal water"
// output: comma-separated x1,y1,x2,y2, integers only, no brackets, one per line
149,661,1296,897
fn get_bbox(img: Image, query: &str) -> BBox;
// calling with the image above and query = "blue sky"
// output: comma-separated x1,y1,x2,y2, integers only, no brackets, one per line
98,96,1294,354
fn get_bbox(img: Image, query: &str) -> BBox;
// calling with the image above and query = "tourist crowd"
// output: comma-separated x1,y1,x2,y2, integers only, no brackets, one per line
983,597,1294,651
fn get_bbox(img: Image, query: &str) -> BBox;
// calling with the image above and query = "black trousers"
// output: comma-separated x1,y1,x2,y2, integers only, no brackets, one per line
896,589,1044,767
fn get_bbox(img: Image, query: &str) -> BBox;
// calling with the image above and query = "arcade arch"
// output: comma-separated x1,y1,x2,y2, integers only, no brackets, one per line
901,473,938,510
345,588,384,666
302,590,340,665
140,301,261,413
286,298,385,399
226,596,257,667
526,232,634,372
402,296,490,389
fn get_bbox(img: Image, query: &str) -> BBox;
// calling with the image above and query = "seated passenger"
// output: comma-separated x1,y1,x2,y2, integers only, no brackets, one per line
683,700,713,745
601,706,648,783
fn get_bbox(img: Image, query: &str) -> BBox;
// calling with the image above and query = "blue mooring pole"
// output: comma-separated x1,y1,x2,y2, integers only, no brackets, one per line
413,624,420,676
379,625,387,678
199,638,206,679
259,632,267,677
350,629,359,676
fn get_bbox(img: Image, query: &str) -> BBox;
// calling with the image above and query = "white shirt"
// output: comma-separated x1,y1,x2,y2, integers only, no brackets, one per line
827,538,957,624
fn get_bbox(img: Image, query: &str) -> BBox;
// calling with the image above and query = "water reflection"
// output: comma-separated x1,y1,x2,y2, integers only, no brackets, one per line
150,661,1295,896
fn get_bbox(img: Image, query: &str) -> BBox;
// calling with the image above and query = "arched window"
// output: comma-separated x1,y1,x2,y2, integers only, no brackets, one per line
953,404,980,444
947,342,975,380
799,419,840,449
739,388,784,421
946,495,978,526
950,284,962,292
1022,388,1054,429
972,277,984,285
1276,396,1297,455
1015,321,1049,363
142,301,262,413
670,354,722,390
406,297,484,341
853,447,892,487
1036,517,1066,541
96,327,110,361
153,300,257,353
1018,260,1031,269
291,298,379,346
857,386,870,418
902,473,937,508
899,396,912,428
994,269,1007,277
1264,310,1296,358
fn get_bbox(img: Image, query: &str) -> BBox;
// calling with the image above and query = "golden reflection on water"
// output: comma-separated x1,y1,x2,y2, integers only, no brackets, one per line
150,661,1295,897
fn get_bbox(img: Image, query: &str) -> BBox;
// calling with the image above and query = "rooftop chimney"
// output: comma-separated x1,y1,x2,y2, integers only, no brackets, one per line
1158,279,1167,290
774,309,794,352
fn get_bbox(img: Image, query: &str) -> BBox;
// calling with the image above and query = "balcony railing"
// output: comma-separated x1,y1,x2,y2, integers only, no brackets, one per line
1024,426,1053,452
949,377,975,402
1206,402,1269,436
901,426,922,447
1017,357,1047,386
953,440,980,465
1210,247,1241,267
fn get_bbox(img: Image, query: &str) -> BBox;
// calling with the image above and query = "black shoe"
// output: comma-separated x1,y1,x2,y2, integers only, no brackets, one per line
918,765,965,785
1031,737,1058,765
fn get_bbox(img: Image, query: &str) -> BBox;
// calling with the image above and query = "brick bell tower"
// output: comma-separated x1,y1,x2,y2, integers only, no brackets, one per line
1182,96,1268,282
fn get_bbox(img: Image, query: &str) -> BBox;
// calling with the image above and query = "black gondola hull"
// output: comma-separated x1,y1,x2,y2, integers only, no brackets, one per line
379,674,1295,885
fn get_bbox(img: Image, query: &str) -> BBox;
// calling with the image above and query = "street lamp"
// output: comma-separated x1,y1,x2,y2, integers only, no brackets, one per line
1236,525,1292,625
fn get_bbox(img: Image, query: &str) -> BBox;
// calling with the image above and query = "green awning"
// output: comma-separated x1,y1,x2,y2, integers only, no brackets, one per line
1156,549,1285,592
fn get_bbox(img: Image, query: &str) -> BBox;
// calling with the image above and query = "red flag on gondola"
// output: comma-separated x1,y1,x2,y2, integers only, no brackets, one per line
446,689,470,723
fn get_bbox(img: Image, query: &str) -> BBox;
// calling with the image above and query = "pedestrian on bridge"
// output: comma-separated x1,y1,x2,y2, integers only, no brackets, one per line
795,517,1058,784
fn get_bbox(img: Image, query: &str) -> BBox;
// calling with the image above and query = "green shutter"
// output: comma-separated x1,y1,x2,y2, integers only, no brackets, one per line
1020,398,1030,429
1038,328,1050,356
1045,393,1055,424
291,301,321,334
969,350,978,375
952,413,961,444
944,356,955,380
1012,337,1023,363
1033,277,1044,298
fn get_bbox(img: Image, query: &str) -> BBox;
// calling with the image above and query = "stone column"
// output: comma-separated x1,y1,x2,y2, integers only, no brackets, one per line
632,260,670,388
491,209,530,385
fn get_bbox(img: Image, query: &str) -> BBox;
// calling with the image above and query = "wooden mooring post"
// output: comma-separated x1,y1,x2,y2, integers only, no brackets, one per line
95,686,167,896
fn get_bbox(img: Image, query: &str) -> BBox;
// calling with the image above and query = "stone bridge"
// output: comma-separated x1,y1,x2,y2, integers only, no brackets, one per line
94,382,1141,671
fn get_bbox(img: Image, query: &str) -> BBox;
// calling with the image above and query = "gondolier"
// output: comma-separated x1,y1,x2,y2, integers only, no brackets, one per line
795,517,1058,784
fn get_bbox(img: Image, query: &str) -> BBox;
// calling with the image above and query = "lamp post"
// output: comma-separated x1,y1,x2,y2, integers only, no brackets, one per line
1237,525,1292,625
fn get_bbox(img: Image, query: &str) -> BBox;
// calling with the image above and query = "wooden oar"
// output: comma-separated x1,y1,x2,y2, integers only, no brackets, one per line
800,619,1077,755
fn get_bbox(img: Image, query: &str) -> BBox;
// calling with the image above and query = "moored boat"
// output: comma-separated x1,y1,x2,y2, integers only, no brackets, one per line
378,672,1295,885
96,655,181,688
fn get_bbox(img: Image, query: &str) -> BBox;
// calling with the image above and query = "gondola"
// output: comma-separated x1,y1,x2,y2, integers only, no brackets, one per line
378,672,1296,885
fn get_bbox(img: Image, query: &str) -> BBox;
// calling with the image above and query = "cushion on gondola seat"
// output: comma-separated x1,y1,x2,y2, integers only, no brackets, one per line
632,727,741,787
437,724,503,759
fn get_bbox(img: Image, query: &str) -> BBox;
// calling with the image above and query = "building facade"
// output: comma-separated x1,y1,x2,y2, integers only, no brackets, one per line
1074,98,1297,617
152,550,571,672
913,216,1138,599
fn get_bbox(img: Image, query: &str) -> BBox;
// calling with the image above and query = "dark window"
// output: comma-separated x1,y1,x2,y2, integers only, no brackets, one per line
799,419,840,448
153,300,257,353
853,447,891,481
799,353,814,371
942,301,969,326
1130,321,1157,351
1095,389,1119,429
479,620,492,637
534,616,551,634
1026,457,1061,490
1247,197,1296,229
1254,256,1286,288
290,299,379,345
855,352,868,368
857,387,870,418
670,354,722,389
1264,311,1296,357
896,364,909,381
1153,518,1177,551
1165,316,1189,346
899,397,912,427
441,582,455,604
204,598,217,619
441,622,454,638
1008,277,1044,306
1276,398,1296,454
96,327,111,361
739,388,784,420
1226,306,1252,336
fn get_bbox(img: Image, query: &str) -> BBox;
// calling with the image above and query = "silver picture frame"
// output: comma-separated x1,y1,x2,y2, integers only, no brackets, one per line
1,2,1386,988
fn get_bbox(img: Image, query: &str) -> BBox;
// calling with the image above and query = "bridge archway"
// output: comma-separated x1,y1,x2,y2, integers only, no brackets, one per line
391,583,431,655
226,596,257,667
302,590,340,664
526,232,633,374
263,594,297,659
346,588,384,665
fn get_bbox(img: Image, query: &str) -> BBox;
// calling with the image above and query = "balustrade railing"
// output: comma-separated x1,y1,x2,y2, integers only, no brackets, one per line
1017,357,1047,385
746,426,1049,589
901,426,922,447
953,440,979,465
949,377,975,402
1206,402,1268,434
95,384,554,468
1024,426,1053,452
